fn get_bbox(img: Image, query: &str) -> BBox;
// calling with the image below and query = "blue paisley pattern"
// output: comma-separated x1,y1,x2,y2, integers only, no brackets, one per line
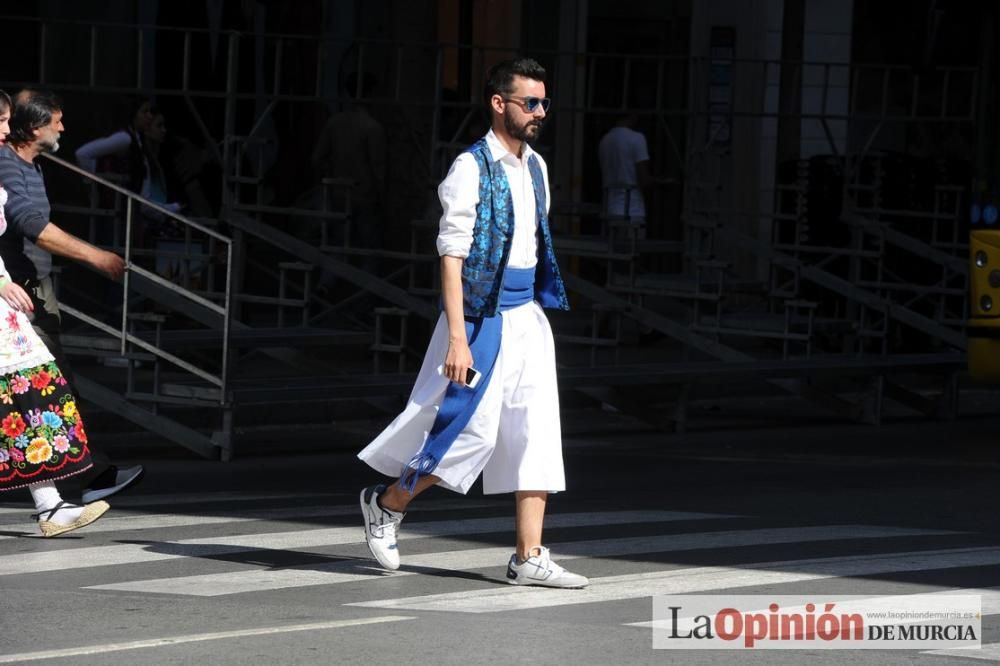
461,139,569,317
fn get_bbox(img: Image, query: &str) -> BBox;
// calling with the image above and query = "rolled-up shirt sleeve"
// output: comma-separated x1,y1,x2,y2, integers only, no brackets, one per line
435,153,480,258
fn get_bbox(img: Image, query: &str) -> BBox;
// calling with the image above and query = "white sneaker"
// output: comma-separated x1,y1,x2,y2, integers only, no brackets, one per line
506,546,589,588
360,485,404,570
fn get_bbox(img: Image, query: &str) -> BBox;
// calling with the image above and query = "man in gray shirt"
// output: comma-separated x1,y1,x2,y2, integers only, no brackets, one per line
0,89,143,502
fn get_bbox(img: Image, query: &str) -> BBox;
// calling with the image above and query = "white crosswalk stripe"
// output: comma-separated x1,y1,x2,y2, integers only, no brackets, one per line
923,643,1000,661
348,547,1000,613
0,617,416,664
3,488,997,664
0,498,507,538
0,491,353,516
0,510,721,576
85,524,955,597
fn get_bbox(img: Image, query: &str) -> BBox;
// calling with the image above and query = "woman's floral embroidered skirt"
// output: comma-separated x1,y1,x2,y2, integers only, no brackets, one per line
0,361,93,491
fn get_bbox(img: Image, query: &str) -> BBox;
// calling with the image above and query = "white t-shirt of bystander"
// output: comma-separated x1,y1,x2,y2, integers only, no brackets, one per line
598,126,650,219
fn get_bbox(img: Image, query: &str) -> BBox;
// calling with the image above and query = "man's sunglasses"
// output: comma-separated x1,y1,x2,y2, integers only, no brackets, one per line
502,95,551,113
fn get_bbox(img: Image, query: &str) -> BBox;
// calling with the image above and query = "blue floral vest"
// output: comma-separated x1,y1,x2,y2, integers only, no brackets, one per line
460,138,569,318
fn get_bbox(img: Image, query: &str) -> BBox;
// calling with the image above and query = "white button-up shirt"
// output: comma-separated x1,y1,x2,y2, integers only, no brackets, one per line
436,129,550,269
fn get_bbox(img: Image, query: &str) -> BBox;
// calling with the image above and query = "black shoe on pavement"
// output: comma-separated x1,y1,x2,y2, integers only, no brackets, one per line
82,465,145,504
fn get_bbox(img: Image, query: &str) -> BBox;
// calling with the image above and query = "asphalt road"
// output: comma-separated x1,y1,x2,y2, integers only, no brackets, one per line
2,405,999,665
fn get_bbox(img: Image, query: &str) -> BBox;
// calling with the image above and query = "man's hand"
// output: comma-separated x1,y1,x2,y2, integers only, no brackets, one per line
92,250,126,281
439,255,473,386
0,281,35,313
37,222,127,281
444,337,474,386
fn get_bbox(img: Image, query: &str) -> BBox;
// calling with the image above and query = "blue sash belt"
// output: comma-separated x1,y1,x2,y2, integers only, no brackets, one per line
400,266,535,492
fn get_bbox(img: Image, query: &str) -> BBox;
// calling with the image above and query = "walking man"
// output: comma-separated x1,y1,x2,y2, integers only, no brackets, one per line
0,89,144,502
357,58,587,588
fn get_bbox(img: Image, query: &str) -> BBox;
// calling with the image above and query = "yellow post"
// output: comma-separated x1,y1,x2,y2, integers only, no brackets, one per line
968,228,1000,381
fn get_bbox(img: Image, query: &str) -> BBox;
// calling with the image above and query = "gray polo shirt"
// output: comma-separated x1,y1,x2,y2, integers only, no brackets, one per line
0,144,53,282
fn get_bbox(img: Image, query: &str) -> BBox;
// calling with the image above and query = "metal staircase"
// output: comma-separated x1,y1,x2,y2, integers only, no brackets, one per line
0,14,979,455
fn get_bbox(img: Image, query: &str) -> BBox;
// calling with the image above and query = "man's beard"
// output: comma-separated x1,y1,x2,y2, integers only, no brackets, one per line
39,137,60,153
505,113,543,144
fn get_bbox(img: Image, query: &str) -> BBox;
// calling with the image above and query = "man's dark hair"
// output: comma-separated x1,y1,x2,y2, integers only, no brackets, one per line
9,89,62,144
482,57,546,108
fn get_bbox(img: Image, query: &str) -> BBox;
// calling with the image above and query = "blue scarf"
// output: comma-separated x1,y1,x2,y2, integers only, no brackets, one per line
400,266,536,492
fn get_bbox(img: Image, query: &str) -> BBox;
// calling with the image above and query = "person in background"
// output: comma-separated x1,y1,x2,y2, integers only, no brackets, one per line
76,100,182,221
142,109,186,228
312,72,386,279
143,111,171,209
75,98,152,195
598,112,654,231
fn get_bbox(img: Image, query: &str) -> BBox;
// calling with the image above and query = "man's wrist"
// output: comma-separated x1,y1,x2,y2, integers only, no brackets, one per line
0,275,8,288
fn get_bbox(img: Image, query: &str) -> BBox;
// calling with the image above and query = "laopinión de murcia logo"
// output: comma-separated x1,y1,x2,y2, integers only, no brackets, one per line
652,595,981,650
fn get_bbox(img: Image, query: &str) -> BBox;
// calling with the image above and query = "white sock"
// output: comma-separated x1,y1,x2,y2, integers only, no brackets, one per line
28,481,83,525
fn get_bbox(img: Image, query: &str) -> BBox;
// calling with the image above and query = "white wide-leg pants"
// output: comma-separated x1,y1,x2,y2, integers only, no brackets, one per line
358,301,565,494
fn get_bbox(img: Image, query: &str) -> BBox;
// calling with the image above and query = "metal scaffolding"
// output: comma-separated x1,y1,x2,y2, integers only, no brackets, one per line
0,15,976,456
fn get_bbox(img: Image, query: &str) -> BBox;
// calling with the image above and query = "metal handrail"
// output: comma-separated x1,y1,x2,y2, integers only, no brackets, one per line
40,152,234,403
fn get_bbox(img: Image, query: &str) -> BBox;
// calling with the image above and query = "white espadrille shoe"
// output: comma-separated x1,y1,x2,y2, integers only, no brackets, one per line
35,500,110,537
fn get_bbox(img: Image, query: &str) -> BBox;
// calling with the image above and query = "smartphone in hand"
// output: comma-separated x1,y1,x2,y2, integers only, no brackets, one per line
436,364,483,388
